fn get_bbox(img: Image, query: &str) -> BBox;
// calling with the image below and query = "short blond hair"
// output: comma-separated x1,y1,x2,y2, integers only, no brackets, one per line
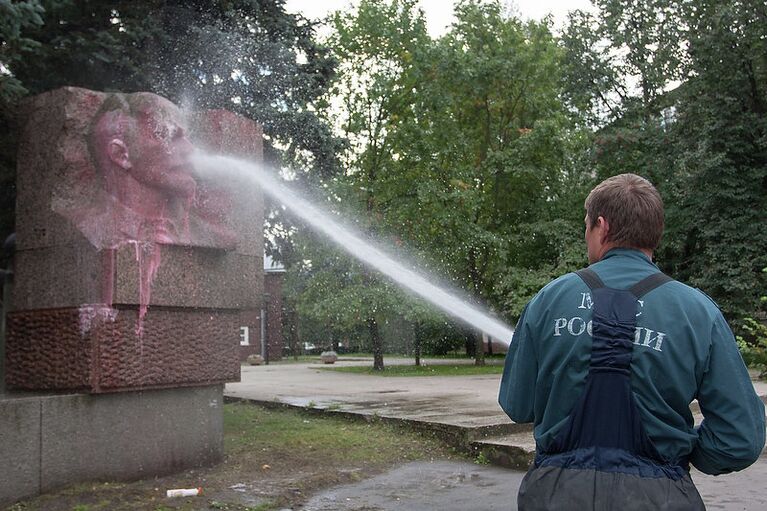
585,173,664,250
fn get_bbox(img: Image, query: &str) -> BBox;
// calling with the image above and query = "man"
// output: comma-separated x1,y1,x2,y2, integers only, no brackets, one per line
79,92,199,249
57,91,237,251
499,174,765,510
51,92,238,329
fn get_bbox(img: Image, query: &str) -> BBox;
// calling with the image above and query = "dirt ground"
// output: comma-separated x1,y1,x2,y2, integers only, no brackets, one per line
7,457,384,511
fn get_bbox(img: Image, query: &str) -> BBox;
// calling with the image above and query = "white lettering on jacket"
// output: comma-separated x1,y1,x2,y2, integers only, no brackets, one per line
552,293,665,352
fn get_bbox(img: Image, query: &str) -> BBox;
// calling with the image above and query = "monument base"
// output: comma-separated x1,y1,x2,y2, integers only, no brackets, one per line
0,385,223,507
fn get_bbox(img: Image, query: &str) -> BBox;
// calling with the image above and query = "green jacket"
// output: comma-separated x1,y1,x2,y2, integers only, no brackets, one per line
499,248,765,475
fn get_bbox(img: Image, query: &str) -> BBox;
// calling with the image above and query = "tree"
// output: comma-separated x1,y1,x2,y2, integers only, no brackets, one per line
562,0,767,332
0,0,44,256
286,0,590,369
379,1,589,359
303,0,432,370
660,0,767,324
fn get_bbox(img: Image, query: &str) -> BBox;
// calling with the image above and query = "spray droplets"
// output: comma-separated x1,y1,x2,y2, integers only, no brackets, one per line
192,153,514,344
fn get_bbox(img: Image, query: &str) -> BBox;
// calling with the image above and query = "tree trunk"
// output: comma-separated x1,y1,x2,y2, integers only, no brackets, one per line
414,322,422,367
369,317,384,371
465,334,475,357
286,304,299,361
474,330,485,366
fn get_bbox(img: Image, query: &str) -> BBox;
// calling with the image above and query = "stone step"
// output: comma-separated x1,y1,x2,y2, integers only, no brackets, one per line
470,431,536,471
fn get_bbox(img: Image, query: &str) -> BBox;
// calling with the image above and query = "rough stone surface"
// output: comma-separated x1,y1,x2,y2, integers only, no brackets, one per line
0,396,41,506
40,386,224,491
15,87,106,252
13,240,263,312
12,89,265,313
191,109,264,258
10,244,105,311
247,354,264,366
112,246,263,309
6,307,240,392
320,351,338,364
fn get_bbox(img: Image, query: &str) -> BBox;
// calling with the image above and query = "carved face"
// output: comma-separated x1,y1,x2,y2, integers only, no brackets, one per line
128,98,197,199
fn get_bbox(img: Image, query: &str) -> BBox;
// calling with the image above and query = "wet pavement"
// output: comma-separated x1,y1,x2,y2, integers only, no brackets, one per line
298,459,767,510
226,358,512,431
226,358,767,510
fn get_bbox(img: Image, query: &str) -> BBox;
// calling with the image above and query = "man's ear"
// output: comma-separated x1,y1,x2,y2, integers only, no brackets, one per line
106,139,132,170
598,216,610,243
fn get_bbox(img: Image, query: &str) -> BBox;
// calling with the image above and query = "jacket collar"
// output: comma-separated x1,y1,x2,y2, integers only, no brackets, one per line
601,247,655,265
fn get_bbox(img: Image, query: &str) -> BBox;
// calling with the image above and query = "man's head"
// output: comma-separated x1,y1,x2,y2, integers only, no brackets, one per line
584,173,664,264
90,93,196,203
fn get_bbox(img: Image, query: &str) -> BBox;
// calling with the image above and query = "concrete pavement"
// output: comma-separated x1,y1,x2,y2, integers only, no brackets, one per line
225,357,766,468
226,358,532,464
225,358,767,509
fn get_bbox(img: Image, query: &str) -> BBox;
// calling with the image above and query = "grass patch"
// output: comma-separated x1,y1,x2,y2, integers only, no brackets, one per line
224,402,453,465
321,364,504,377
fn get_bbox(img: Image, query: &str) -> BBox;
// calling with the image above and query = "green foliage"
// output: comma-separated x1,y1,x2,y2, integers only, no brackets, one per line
737,268,767,377
0,0,44,110
474,451,490,465
287,0,589,359
287,0,436,369
736,317,767,378
0,0,44,247
659,0,767,324
562,0,767,333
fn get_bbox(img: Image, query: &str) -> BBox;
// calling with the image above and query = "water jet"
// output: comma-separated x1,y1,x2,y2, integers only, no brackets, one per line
192,154,515,345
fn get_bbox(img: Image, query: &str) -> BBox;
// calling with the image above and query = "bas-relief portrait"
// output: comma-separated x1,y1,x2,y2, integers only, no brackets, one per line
53,92,237,252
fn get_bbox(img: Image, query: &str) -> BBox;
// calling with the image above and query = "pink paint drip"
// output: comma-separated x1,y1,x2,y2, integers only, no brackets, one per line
132,241,163,337
101,249,116,306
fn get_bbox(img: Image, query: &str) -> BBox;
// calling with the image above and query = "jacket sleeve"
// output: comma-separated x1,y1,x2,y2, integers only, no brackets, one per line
498,303,537,423
690,313,766,475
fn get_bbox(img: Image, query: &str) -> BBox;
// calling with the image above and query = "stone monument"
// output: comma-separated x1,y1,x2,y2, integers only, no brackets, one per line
1,87,263,505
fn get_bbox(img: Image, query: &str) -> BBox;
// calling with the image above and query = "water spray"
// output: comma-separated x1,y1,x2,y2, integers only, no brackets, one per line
193,154,514,345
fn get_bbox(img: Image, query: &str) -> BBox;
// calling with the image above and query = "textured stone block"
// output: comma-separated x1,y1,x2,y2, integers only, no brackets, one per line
6,307,240,392
13,87,264,311
9,88,265,395
15,87,106,251
192,109,264,257
11,245,105,311
0,396,41,506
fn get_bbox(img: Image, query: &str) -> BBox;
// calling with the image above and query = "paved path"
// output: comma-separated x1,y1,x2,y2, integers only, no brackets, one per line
226,358,511,430
226,358,767,510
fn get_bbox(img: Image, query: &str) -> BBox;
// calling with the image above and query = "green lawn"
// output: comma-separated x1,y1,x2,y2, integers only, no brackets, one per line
224,402,455,464
321,364,504,377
